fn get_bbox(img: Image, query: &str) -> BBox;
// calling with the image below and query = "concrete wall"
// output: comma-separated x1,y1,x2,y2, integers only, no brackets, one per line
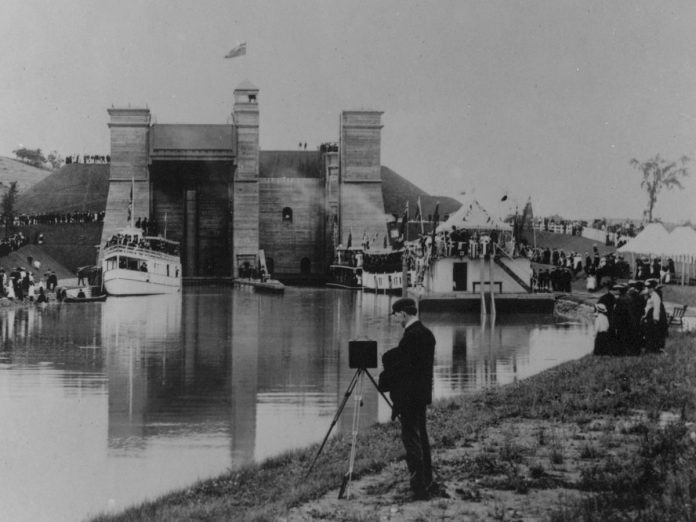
232,86,260,275
259,178,325,274
339,111,387,243
103,89,391,278
100,108,151,257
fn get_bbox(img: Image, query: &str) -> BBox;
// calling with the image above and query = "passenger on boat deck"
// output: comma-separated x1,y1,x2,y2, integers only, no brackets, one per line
77,289,86,299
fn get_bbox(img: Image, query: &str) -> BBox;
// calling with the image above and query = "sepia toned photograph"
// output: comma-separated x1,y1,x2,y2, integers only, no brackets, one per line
1,1,695,520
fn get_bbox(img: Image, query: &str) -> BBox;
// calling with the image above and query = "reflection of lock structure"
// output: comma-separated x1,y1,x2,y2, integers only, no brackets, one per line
468,239,478,259
479,235,491,257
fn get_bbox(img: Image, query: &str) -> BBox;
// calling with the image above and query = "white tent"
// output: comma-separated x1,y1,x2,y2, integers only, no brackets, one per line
665,226,696,285
666,226,696,257
617,223,671,256
436,199,511,233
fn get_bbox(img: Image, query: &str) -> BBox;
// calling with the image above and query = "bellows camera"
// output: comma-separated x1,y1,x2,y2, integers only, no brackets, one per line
348,340,378,369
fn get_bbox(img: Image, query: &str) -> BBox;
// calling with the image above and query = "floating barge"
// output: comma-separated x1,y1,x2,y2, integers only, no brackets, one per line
410,198,555,314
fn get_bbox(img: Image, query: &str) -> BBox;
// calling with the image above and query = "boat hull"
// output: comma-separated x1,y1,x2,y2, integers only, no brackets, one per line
103,269,181,296
362,270,414,294
327,264,362,291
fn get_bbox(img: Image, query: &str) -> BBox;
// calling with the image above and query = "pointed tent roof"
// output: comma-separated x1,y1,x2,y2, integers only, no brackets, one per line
436,199,511,233
617,223,671,256
235,80,259,91
666,226,696,257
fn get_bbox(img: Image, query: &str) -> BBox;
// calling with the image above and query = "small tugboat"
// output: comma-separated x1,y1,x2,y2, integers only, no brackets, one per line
233,250,285,294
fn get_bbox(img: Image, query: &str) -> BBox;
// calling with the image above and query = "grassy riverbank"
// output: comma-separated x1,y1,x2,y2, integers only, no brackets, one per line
92,304,696,522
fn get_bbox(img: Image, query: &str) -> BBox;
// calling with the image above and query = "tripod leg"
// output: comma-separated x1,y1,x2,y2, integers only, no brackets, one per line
305,369,360,478
339,369,365,499
363,368,394,410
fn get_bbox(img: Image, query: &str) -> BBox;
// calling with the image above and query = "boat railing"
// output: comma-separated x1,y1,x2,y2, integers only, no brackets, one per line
103,243,179,261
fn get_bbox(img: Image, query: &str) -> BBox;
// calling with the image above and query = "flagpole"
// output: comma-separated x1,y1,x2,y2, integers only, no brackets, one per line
402,201,409,296
418,196,424,235
130,177,135,228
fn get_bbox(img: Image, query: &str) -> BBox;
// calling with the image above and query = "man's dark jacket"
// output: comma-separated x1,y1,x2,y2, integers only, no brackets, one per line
379,320,435,418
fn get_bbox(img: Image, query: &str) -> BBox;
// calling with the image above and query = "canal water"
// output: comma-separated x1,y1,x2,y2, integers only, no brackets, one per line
0,287,593,522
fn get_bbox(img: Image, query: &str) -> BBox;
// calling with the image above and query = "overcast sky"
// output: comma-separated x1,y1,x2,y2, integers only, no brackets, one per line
3,0,696,222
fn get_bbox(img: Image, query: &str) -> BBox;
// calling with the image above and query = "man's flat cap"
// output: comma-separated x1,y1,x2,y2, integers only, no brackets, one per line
392,297,416,314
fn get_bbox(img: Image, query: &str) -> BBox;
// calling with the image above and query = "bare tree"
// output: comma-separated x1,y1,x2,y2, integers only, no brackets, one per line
630,154,690,223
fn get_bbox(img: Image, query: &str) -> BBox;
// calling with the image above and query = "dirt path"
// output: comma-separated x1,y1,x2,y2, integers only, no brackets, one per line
280,415,643,522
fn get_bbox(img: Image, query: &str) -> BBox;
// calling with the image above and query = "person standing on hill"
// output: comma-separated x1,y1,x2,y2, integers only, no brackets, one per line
612,284,639,356
597,285,616,327
593,304,611,355
641,279,668,353
383,297,437,500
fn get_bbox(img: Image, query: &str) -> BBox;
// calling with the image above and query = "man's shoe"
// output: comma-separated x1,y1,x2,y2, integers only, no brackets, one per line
427,481,450,498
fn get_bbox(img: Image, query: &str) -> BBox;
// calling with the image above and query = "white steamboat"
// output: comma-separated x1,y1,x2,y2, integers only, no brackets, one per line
102,226,181,296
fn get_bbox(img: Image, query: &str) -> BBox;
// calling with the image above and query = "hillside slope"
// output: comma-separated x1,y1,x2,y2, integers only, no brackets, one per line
16,163,109,214
381,166,461,218
0,156,52,193
14,162,460,219
0,244,76,281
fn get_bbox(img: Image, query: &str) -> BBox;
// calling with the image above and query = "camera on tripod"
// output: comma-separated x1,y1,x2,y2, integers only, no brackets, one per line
348,339,377,369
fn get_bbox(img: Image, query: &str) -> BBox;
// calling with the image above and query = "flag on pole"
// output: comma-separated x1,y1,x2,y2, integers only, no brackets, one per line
225,42,247,59
415,196,424,235
399,200,409,241
431,201,440,254
127,178,134,225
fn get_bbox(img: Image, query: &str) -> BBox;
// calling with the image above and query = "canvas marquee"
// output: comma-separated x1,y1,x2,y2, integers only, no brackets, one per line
436,199,511,233
617,223,671,256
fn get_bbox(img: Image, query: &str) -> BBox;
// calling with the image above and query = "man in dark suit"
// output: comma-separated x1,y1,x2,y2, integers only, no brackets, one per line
387,297,436,500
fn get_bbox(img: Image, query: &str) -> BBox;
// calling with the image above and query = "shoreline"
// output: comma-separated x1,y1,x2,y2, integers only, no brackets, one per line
91,296,696,521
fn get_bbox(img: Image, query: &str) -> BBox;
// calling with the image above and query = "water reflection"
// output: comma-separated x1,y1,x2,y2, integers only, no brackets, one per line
0,288,593,522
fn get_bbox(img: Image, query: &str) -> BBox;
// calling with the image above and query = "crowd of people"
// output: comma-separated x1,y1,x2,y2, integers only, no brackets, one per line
64,155,110,164
104,229,179,256
0,232,29,257
593,279,668,356
634,256,676,283
0,267,59,304
9,210,105,226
